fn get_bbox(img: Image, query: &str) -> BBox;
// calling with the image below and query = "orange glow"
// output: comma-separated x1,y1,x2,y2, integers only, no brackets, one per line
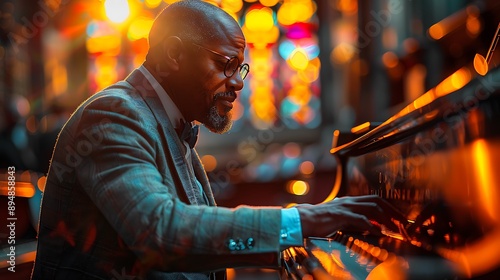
86,35,121,55
52,60,68,96
288,84,312,105
429,23,445,40
95,55,118,69
331,42,355,64
286,180,309,195
26,116,37,134
351,121,370,134
466,15,481,36
472,140,498,221
435,67,472,97
95,56,119,89
331,129,340,148
292,106,314,125
367,254,408,280
412,67,471,110
0,181,35,198
436,228,500,277
37,176,47,192
298,57,320,83
249,84,277,127
337,0,358,15
405,64,426,102
474,53,488,76
382,52,399,69
201,155,217,172
284,202,298,208
299,161,314,175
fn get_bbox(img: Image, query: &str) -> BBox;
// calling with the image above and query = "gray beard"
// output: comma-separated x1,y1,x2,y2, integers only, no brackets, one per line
204,102,233,134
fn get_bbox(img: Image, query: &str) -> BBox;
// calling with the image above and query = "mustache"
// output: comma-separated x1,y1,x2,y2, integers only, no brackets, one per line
213,91,237,100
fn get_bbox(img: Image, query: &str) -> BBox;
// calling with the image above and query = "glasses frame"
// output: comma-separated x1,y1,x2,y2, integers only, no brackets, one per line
192,42,250,80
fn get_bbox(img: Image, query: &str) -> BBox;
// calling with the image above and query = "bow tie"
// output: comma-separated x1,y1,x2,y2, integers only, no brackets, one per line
177,121,199,149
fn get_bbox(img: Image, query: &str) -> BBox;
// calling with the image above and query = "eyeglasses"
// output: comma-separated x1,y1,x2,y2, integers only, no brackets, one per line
192,42,250,80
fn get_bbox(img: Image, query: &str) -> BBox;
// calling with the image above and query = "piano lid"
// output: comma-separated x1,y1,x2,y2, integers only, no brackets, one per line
330,65,500,158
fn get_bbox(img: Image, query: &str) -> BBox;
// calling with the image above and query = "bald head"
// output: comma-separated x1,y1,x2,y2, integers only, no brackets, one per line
148,1,241,55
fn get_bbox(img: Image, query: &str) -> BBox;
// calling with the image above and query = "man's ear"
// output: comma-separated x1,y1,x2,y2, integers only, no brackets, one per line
162,36,183,71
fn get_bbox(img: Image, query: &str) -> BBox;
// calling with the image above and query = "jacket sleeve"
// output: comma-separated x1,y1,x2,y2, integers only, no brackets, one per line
70,92,283,272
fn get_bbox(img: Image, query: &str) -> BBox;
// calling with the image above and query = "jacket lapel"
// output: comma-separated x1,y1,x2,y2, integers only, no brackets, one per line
124,69,207,206
191,151,216,206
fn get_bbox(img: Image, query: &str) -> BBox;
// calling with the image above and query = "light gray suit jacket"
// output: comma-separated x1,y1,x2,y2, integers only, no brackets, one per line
32,69,282,279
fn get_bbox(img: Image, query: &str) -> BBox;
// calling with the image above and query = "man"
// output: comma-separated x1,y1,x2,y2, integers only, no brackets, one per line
32,1,403,279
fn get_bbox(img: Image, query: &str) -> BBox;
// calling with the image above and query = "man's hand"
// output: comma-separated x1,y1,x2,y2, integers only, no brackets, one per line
295,195,406,238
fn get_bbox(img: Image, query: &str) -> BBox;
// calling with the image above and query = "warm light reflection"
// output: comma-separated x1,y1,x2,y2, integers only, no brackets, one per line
145,0,162,9
37,176,47,192
298,57,320,83
429,23,445,40
286,180,309,195
276,0,316,26
351,122,370,134
288,84,312,105
412,67,472,110
242,25,280,49
299,161,314,175
0,181,35,197
466,15,481,36
86,35,121,55
245,7,274,32
331,42,355,64
260,0,279,6
367,254,408,280
201,155,217,172
104,0,130,23
472,139,497,221
128,16,154,41
382,51,399,68
336,0,357,15
405,64,426,102
220,0,243,13
435,67,471,97
288,48,309,70
474,54,488,76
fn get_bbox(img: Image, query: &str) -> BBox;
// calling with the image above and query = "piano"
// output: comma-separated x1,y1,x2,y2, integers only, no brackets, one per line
281,63,500,278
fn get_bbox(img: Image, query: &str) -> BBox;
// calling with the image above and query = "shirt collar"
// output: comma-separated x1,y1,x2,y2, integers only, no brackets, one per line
138,65,185,130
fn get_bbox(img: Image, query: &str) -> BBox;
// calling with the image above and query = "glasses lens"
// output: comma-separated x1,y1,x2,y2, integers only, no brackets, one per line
225,58,239,78
240,64,249,80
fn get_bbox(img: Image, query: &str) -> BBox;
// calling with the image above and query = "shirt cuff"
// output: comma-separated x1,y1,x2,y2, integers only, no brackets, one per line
279,208,303,250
